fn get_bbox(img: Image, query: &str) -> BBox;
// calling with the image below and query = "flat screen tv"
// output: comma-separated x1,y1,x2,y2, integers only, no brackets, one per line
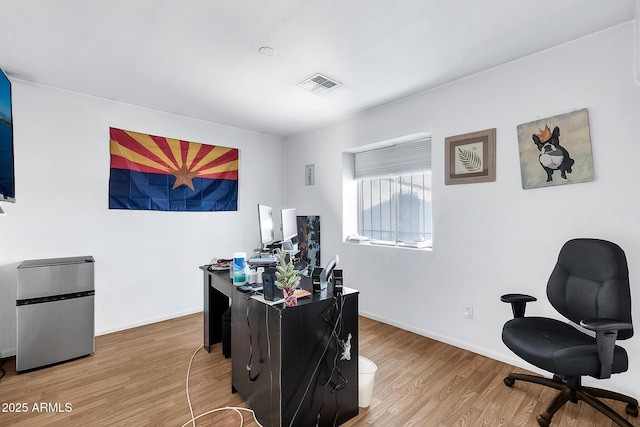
0,68,15,203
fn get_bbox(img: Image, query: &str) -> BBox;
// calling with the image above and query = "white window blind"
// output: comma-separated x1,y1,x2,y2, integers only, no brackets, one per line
354,137,431,179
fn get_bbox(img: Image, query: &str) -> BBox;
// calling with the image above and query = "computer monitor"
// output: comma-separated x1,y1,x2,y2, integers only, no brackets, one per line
280,208,298,251
281,208,298,241
257,204,274,249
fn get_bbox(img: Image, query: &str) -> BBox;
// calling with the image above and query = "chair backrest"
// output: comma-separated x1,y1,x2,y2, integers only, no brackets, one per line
547,238,633,340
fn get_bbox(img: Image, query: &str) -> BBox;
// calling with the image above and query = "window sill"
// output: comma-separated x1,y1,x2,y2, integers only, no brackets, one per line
344,238,432,250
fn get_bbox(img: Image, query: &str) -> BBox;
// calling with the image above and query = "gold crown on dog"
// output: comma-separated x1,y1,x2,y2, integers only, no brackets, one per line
536,125,552,143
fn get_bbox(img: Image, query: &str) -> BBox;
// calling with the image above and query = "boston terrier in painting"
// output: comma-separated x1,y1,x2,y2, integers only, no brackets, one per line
532,125,574,183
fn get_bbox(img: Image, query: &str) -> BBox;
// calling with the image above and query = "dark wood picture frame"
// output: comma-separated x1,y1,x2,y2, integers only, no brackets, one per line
445,128,496,185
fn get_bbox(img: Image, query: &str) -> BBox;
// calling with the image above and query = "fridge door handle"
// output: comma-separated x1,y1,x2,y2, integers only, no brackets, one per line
16,290,95,306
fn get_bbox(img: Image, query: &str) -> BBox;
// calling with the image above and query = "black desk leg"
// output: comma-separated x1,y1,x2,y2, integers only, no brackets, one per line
203,272,212,352
203,273,231,353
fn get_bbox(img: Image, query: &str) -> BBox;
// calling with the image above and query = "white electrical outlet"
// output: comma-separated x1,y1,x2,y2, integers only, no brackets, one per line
463,305,473,319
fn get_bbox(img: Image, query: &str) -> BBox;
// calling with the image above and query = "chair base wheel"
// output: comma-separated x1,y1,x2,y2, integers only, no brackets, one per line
536,414,551,427
503,371,637,425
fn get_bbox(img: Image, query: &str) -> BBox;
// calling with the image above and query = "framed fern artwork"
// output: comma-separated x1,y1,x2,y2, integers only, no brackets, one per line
445,128,496,185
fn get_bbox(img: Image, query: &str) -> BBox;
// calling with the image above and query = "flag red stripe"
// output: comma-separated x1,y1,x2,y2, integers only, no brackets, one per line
191,143,215,166
149,135,180,169
111,128,176,170
110,155,169,175
192,149,239,174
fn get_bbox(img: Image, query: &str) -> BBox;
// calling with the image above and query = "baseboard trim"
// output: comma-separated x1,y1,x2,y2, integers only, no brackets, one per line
95,307,202,336
0,347,16,358
358,310,638,399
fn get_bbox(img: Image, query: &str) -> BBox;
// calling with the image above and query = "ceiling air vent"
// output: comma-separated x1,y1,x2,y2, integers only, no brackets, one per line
298,73,340,94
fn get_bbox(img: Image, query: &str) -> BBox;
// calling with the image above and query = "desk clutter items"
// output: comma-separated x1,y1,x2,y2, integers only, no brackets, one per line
247,255,277,266
261,268,277,301
207,258,231,271
232,252,248,285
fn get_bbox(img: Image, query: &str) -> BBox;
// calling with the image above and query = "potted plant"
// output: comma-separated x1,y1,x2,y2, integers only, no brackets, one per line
274,248,300,307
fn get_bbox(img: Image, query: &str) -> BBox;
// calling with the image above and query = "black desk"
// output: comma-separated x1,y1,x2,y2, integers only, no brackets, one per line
200,266,359,426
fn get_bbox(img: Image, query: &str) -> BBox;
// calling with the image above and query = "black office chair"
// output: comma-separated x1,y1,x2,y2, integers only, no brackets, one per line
501,238,638,427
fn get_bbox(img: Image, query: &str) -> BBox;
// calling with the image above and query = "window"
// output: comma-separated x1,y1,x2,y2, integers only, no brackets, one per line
358,173,432,244
353,136,432,247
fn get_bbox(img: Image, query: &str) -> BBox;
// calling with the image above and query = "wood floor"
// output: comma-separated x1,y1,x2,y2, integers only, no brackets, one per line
0,313,637,426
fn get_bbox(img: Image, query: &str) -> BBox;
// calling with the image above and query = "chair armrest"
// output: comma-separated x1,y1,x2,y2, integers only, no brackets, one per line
500,293,537,318
579,318,632,379
579,318,633,332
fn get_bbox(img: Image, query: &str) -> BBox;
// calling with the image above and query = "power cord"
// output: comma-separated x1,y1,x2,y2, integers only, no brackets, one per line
319,294,347,427
182,291,347,427
288,293,345,427
181,345,264,427
245,294,261,383
0,358,6,382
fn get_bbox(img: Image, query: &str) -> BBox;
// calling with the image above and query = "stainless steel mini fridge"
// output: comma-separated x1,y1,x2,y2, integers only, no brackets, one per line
16,256,95,372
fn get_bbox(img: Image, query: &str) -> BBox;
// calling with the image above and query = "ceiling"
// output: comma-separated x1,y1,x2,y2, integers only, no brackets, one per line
0,1,636,138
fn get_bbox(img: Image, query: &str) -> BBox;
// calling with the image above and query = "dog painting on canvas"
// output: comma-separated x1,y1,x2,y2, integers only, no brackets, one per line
517,109,594,190
532,124,575,183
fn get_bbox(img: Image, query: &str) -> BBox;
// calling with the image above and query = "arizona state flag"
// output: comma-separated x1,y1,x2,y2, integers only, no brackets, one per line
109,128,238,211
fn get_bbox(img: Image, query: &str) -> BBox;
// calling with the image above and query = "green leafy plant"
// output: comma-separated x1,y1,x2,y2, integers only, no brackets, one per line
274,248,301,290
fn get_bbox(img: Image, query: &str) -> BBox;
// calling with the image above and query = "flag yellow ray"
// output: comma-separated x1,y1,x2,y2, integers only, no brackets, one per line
110,139,170,172
127,131,180,170
198,160,239,175
191,146,234,172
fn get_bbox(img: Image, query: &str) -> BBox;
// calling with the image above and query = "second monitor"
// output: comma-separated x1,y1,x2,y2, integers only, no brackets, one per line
280,207,298,252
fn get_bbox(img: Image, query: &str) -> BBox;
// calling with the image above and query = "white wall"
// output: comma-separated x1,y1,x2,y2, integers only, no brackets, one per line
285,22,640,396
0,82,284,357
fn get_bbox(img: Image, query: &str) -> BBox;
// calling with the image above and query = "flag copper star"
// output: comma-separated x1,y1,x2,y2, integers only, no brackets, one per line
171,163,198,190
